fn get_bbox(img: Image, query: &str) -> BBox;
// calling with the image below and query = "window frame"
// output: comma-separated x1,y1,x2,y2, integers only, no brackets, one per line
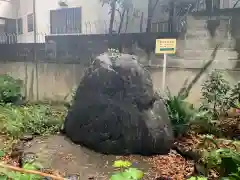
27,13,34,32
17,18,23,34
50,7,82,34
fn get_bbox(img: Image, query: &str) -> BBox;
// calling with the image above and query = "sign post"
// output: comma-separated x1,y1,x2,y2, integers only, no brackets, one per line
155,38,176,91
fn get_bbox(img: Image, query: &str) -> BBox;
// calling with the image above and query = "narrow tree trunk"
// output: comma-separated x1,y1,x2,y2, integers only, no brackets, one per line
168,1,174,32
118,9,126,34
124,9,129,33
140,12,144,32
109,0,116,34
146,0,153,33
146,0,159,33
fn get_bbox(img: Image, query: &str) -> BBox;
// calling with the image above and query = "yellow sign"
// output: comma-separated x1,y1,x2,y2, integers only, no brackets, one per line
155,38,176,54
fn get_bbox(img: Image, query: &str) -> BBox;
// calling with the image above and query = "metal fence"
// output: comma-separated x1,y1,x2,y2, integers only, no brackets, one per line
0,17,186,44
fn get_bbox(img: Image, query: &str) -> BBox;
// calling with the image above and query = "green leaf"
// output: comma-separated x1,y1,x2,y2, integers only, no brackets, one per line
0,175,8,180
112,160,132,168
110,173,131,180
23,163,37,171
19,174,31,180
0,150,5,158
122,168,144,179
187,176,208,180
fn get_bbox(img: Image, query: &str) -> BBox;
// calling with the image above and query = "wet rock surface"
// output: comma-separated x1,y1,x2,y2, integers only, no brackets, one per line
63,53,173,155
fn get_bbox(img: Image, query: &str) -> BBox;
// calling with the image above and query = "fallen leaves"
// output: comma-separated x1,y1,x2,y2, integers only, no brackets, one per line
146,150,194,180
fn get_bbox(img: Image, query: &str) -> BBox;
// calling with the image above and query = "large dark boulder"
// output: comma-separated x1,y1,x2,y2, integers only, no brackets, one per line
63,53,173,155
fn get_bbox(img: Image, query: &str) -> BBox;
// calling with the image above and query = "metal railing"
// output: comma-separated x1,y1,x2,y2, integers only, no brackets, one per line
0,18,181,44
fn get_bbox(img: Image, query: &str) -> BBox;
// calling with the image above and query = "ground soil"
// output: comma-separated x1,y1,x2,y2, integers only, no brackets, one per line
1,131,239,180
23,135,151,180
22,134,201,180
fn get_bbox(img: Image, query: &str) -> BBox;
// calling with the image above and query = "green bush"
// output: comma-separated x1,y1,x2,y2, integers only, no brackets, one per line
203,148,240,178
230,81,240,109
0,75,23,104
0,104,65,138
164,90,208,137
199,135,240,179
201,70,231,118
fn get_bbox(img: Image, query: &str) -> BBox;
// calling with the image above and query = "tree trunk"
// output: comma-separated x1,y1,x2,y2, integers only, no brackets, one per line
146,0,153,33
168,1,174,32
124,9,129,33
109,0,116,34
118,9,126,34
146,0,160,32
140,12,144,32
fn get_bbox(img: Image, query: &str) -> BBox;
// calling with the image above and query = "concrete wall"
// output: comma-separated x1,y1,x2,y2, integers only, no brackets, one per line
0,61,239,104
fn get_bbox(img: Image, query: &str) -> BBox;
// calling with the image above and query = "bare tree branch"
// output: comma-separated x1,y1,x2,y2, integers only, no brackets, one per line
233,0,240,8
116,8,122,17
118,9,126,33
152,0,160,13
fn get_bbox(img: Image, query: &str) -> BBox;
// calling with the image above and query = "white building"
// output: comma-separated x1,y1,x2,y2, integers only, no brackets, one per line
0,0,239,43
0,0,149,43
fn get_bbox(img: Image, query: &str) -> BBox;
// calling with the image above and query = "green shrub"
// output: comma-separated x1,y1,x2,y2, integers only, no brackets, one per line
203,148,240,178
165,93,193,137
200,135,240,179
0,75,23,104
230,81,240,108
0,104,65,138
164,90,209,137
201,70,231,118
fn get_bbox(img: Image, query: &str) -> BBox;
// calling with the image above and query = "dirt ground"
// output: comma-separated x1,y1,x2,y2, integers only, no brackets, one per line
23,135,151,180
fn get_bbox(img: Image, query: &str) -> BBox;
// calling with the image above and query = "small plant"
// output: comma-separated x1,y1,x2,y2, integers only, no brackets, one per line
203,148,240,178
230,81,240,109
110,160,144,180
0,104,64,138
165,93,193,137
165,89,209,137
201,70,231,118
0,75,23,104
0,162,42,180
199,135,240,178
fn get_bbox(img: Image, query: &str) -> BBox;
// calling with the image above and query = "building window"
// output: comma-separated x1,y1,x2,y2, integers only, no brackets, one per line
206,0,220,11
27,14,34,32
50,7,82,34
17,18,23,34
